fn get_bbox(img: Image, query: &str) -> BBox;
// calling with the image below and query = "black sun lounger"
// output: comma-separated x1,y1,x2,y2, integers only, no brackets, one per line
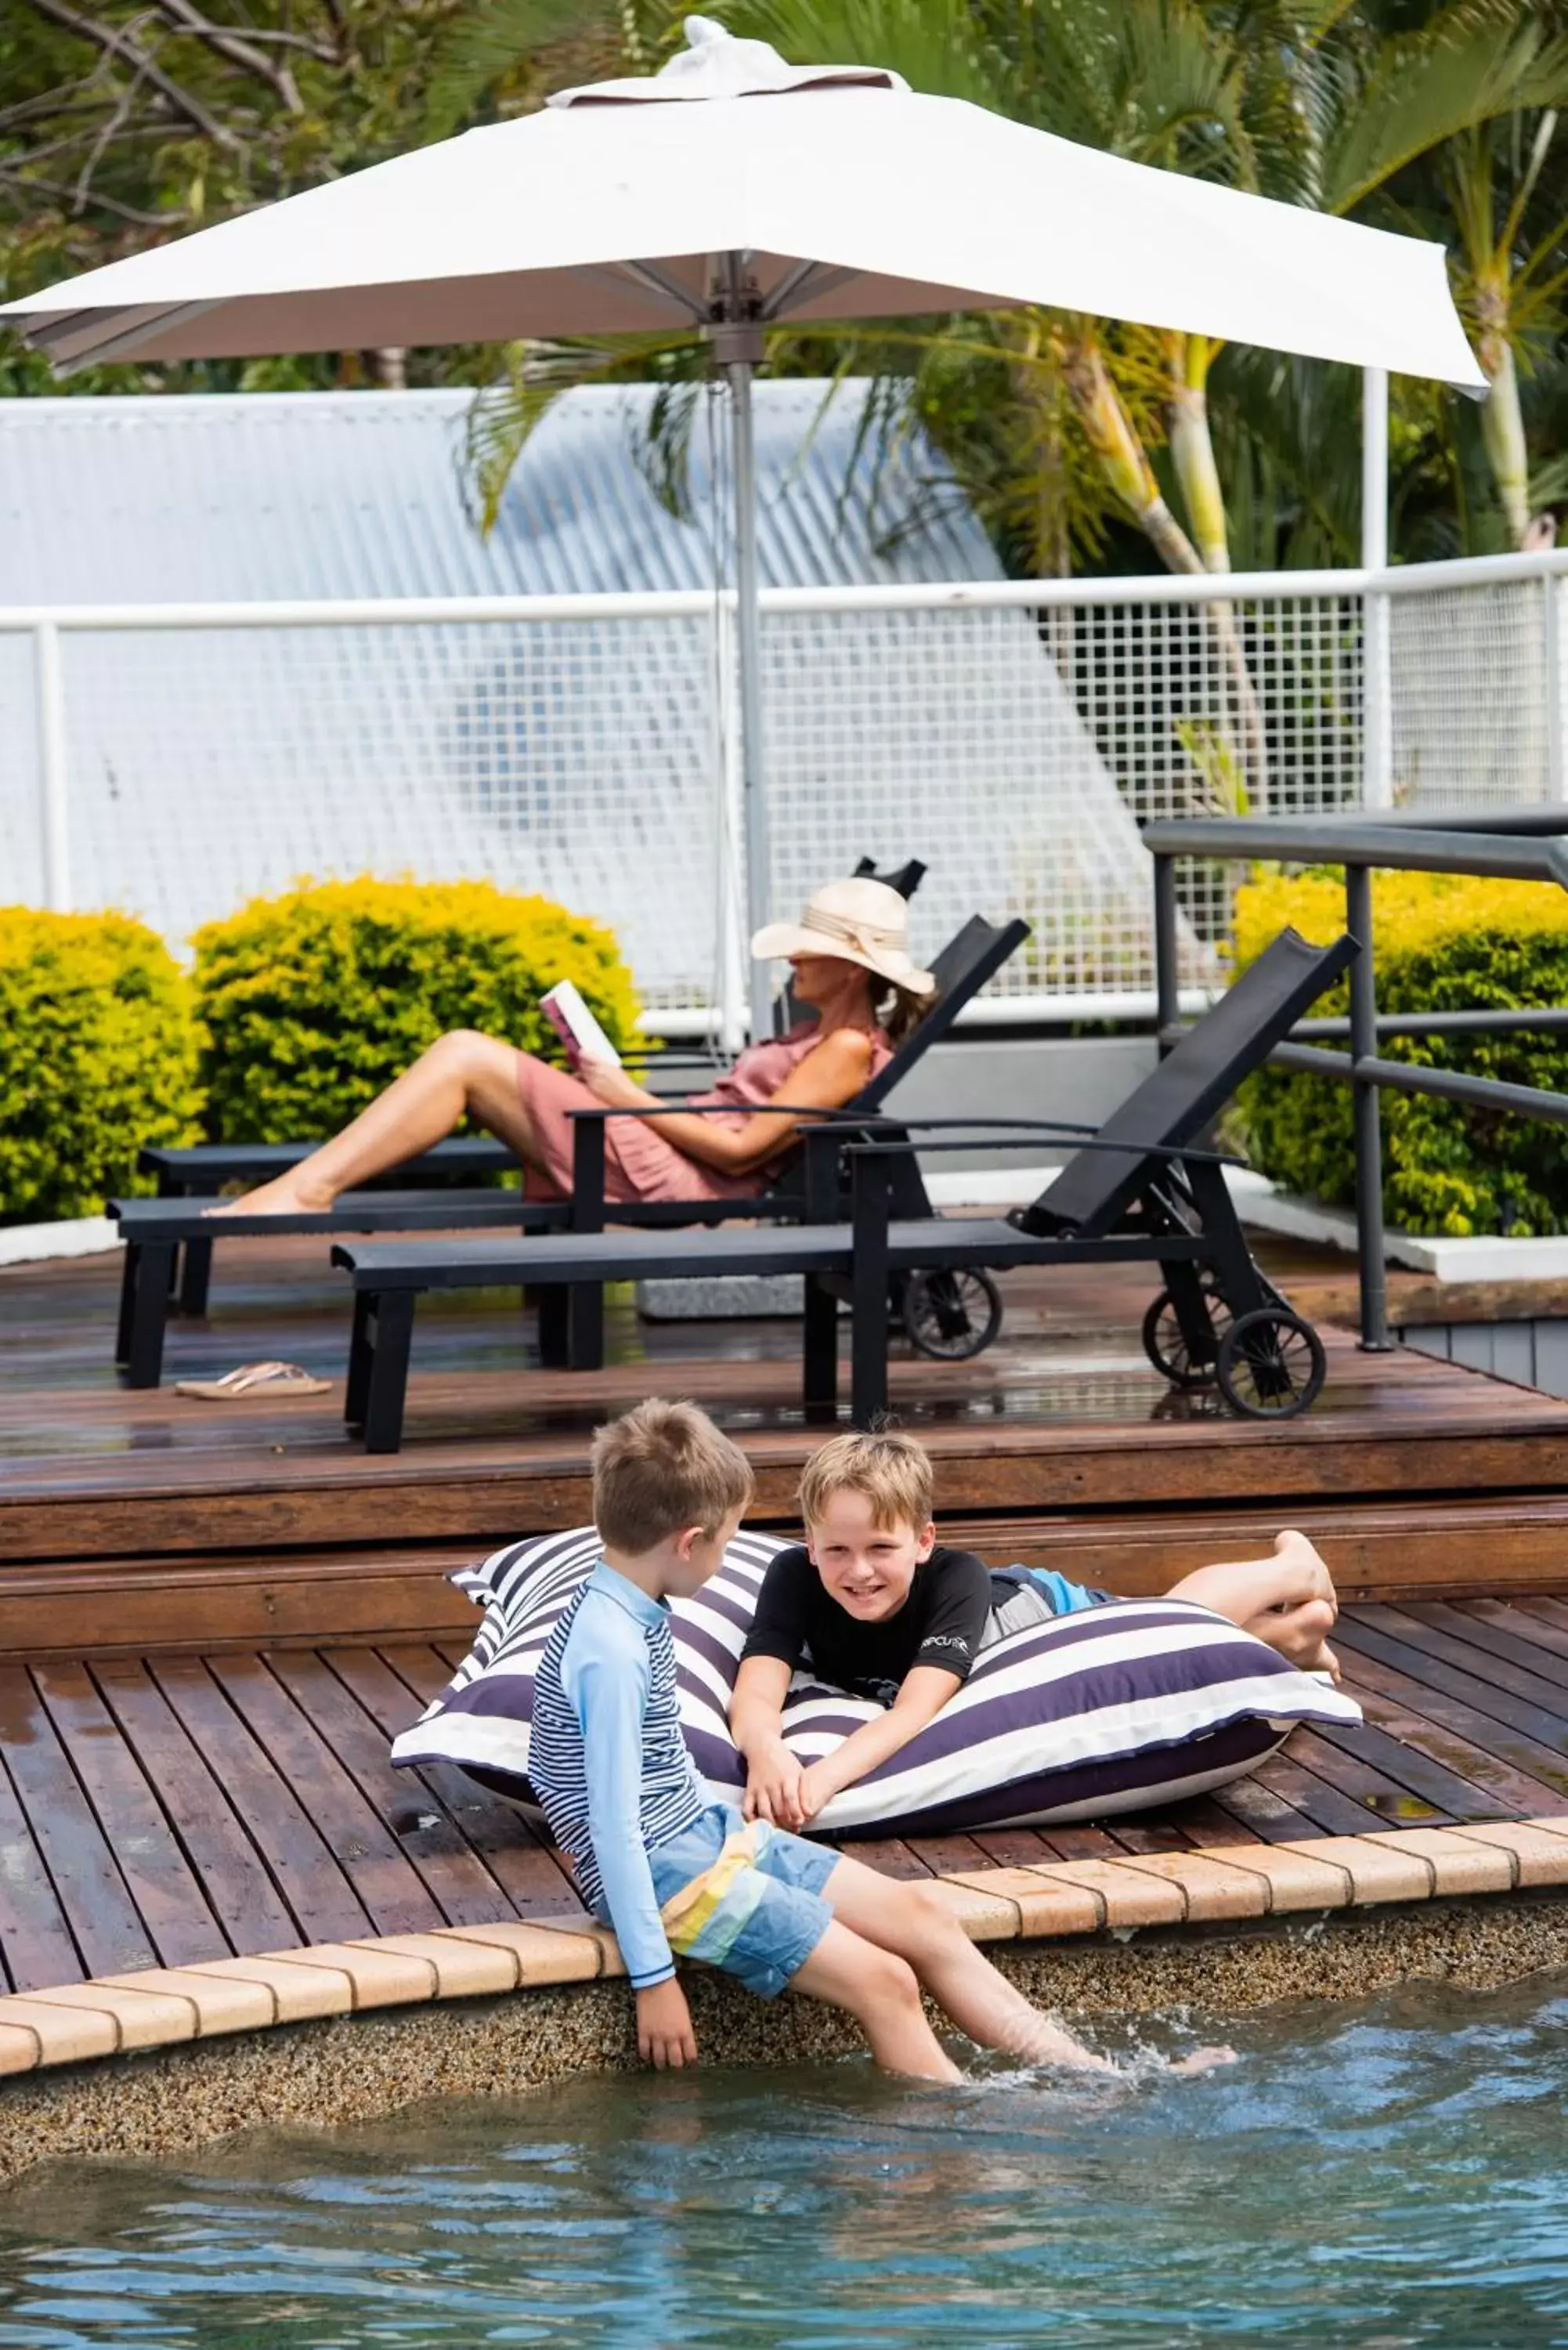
114,907,1026,1389
330,925,1349,1452
842,924,1360,1422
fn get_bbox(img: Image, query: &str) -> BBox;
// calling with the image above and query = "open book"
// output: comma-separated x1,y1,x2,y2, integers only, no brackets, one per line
540,979,622,1072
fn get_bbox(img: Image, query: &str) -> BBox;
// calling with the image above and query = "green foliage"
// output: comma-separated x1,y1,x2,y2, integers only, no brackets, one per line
1230,868,1568,1237
0,0,475,394
191,878,640,1143
0,909,201,1220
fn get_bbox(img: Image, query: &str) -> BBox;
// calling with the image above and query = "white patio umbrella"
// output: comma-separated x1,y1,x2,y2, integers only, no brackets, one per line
3,15,1483,1036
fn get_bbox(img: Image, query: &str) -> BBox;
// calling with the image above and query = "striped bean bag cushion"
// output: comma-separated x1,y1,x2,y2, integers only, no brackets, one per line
391,1526,1362,1836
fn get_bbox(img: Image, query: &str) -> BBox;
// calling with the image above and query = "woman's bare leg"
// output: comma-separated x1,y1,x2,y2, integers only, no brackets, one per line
1166,1529,1339,1676
208,1032,542,1216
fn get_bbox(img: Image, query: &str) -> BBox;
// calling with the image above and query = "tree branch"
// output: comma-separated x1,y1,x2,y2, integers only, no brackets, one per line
21,0,247,151
177,23,344,59
149,0,305,112
0,78,107,134
0,160,187,226
74,49,151,211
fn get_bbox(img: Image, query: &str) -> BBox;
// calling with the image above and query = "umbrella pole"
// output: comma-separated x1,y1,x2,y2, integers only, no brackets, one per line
716,318,772,1043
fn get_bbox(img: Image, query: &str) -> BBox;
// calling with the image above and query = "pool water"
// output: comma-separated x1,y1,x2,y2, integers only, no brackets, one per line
2,1976,1566,2348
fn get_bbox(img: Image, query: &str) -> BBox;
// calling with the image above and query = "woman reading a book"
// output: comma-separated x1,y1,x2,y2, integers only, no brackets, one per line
210,877,935,1215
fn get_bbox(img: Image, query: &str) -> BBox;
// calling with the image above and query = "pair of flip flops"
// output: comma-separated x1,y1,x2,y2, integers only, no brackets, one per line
174,1360,333,1401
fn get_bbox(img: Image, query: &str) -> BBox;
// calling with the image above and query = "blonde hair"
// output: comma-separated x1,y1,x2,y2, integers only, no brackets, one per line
591,1398,754,1554
798,1428,934,1535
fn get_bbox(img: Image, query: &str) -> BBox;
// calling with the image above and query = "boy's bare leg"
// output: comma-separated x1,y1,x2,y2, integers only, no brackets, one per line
820,1857,1109,2070
790,1918,963,2081
1165,1528,1339,1676
208,1032,540,1217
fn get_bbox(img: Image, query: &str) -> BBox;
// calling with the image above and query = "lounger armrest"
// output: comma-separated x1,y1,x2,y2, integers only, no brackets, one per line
561,1103,879,1122
561,1102,904,1227
844,1125,1245,1169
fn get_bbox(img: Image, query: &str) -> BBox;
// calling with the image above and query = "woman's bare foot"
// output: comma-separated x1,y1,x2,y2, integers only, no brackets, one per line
205,1173,337,1217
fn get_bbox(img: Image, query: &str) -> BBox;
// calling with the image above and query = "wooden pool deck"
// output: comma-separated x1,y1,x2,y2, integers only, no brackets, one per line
3,1598,1568,1998
2,1231,1567,2016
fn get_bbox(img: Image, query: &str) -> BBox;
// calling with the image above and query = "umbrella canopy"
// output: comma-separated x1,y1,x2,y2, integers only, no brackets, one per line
5,18,1480,384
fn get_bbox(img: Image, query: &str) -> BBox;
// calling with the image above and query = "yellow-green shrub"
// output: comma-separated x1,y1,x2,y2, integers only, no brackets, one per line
0,909,201,1219
1231,868,1568,1236
192,878,641,1142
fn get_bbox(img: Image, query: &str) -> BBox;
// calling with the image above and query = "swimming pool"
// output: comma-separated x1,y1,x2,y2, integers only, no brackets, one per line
1,1975,1564,2347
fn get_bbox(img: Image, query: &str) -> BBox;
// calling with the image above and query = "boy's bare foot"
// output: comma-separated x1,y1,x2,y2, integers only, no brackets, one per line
205,1173,336,1218
1169,2044,1237,2074
1307,1640,1342,1682
1272,1528,1333,1597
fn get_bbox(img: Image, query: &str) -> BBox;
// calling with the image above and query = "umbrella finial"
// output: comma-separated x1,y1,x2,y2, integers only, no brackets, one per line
549,15,907,103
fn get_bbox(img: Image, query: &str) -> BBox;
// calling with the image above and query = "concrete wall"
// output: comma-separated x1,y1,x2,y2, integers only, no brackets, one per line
882,1034,1158,1170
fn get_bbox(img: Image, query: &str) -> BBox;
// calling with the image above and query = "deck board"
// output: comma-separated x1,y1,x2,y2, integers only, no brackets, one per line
0,1601,1563,1992
0,1665,156,1981
146,1656,377,1950
7,1241,1568,1620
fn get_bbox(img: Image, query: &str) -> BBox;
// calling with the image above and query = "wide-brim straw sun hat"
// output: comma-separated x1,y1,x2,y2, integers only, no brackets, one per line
750,877,936,996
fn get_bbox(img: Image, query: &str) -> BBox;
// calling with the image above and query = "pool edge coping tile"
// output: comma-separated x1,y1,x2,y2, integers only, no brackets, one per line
7,1813,1568,2074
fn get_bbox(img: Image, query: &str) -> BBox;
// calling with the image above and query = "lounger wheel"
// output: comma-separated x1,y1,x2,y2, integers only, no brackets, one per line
901,1267,1003,1361
1141,1276,1232,1387
1214,1307,1327,1420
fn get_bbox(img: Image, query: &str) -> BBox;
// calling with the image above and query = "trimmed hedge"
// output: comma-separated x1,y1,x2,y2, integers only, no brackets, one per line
1230,868,1568,1237
0,909,201,1220
192,878,641,1143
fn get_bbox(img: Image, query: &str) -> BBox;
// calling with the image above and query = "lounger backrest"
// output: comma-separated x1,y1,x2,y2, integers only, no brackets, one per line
854,853,928,900
855,913,1031,1112
1018,927,1358,1238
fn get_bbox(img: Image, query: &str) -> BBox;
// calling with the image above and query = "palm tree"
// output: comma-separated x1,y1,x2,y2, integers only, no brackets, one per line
1443,114,1568,546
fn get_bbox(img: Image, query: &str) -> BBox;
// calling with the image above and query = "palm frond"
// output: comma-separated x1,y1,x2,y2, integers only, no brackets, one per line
421,0,611,137
1323,9,1568,218
461,331,698,532
717,0,1003,108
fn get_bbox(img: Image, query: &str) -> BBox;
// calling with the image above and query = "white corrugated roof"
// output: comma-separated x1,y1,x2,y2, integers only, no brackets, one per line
0,381,999,603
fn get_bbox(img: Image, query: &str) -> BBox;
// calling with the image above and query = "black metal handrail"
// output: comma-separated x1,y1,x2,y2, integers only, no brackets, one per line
1145,807,1568,1350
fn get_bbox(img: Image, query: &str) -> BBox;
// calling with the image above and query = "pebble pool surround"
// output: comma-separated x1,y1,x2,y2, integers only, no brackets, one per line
2,1823,1567,2186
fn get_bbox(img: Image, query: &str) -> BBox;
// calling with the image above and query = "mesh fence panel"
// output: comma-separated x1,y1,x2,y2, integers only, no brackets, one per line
4,566,1563,1017
38,612,729,1013
0,632,43,908
1389,576,1559,808
1053,591,1363,964
763,603,1162,999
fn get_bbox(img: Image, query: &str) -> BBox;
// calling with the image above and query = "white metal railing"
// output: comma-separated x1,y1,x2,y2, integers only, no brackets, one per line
3,553,1564,1037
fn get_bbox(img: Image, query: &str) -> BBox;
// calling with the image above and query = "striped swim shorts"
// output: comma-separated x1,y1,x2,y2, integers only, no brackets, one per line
649,1802,838,2000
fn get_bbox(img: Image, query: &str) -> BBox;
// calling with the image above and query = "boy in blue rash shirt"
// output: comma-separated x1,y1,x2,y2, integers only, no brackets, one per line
528,1398,1111,2081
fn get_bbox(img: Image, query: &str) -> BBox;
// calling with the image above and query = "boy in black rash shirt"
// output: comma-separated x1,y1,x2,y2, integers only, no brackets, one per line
731,1429,1339,1831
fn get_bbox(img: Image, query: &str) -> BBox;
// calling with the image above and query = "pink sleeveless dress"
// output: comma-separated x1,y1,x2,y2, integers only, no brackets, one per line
513,1021,893,1205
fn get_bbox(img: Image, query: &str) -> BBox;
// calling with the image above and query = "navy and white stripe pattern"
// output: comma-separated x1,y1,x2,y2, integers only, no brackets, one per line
527,1576,706,1920
390,1528,1363,1835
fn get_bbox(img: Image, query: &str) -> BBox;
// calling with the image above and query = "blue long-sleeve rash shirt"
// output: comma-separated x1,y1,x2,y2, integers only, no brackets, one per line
528,1561,708,1988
